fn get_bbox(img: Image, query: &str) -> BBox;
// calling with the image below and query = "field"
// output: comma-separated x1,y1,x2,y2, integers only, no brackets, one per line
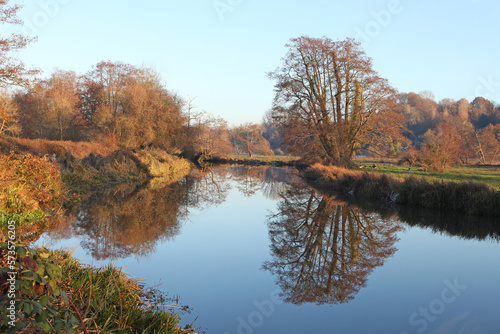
357,160,500,190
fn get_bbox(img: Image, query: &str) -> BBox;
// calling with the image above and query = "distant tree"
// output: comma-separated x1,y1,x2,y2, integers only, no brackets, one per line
16,71,85,140
398,92,439,139
0,91,20,136
438,98,457,120
469,97,499,129
78,76,105,133
181,102,232,157
476,124,500,164
232,123,273,157
262,109,286,155
15,84,48,138
269,37,395,166
196,114,233,155
364,108,411,158
419,90,435,101
0,0,39,87
421,121,463,170
457,98,470,122
81,61,138,135
45,70,83,140
451,116,477,164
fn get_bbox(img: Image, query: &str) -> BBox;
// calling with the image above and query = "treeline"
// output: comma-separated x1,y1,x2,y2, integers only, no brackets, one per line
2,64,499,169
263,36,500,170
393,92,500,168
0,61,276,158
268,90,500,170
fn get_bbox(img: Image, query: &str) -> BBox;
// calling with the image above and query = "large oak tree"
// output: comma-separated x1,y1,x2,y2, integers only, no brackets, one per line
269,37,395,166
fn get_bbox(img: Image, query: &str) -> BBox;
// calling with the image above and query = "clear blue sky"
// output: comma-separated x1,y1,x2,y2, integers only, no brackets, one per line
12,0,500,125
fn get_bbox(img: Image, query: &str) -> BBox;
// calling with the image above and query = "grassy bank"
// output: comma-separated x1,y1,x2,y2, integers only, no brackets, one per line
64,148,192,192
358,161,500,190
0,244,196,333
0,140,192,226
304,164,500,217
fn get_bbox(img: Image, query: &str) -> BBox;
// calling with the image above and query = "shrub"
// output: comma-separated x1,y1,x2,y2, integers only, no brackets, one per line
0,154,66,226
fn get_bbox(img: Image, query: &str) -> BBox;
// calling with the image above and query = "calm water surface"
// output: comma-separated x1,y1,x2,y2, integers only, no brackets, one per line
37,166,500,334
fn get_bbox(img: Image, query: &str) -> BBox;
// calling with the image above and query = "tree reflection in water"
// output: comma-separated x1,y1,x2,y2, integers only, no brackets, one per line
46,168,232,260
263,184,401,305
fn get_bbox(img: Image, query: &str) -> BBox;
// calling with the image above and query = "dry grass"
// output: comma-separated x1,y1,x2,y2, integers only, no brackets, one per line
0,136,119,159
136,148,192,179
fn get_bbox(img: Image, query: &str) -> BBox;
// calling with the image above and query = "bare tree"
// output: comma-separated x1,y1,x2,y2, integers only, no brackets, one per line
269,37,395,166
0,0,39,87
232,123,273,157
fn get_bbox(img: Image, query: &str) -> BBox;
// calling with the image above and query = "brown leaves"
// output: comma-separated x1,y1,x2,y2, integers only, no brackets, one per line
21,256,38,271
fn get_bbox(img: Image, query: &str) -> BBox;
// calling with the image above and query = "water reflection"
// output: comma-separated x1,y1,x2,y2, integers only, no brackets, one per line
43,166,500,276
51,181,189,260
326,193,500,243
44,167,295,260
397,206,500,242
46,170,234,260
263,183,401,305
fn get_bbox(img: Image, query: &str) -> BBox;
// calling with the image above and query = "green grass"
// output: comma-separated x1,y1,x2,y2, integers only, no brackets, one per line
0,245,196,333
358,163,500,190
53,249,196,333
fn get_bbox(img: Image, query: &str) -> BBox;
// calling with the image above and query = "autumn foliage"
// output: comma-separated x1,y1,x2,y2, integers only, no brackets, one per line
0,153,65,222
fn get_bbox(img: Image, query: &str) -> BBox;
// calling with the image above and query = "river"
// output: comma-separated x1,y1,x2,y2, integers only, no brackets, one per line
36,166,500,334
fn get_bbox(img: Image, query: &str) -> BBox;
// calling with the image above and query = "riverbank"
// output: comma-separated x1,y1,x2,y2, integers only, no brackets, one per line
0,243,197,333
357,160,500,190
0,138,192,227
0,139,195,333
303,163,500,217
199,153,300,167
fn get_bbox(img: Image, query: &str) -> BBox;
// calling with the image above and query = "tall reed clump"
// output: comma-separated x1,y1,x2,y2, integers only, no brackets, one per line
304,163,500,217
0,153,66,226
